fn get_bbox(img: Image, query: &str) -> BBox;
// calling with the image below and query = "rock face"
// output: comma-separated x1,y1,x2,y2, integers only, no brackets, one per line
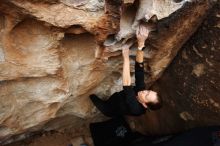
0,0,218,144
128,3,220,135
157,3,220,129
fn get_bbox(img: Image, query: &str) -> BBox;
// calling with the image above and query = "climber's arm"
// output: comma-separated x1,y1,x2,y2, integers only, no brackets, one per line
122,48,131,86
122,47,145,115
122,40,134,86
134,24,150,90
135,50,145,91
136,49,144,63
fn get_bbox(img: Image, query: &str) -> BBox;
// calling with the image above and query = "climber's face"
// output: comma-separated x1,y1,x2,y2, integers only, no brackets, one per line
137,90,159,108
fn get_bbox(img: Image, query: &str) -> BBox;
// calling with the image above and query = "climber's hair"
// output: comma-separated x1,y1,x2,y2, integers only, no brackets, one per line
147,93,163,111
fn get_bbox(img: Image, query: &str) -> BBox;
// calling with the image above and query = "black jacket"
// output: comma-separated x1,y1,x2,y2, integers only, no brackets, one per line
105,62,146,116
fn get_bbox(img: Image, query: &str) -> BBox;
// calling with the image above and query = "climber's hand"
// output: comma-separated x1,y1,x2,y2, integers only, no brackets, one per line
136,24,150,50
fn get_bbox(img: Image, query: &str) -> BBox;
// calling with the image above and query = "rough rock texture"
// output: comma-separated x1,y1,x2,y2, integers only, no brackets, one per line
0,0,218,144
128,3,220,135
1,19,62,80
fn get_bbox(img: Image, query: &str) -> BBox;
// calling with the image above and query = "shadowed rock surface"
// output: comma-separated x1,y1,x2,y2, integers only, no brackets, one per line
128,3,220,135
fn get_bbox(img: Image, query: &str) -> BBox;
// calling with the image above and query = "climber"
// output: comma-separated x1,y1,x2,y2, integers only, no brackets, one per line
90,21,162,117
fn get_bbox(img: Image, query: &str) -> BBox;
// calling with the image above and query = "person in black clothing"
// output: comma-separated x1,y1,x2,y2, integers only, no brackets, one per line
90,22,162,117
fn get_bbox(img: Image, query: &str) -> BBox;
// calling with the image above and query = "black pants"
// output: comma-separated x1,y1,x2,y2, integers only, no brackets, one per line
90,117,147,146
90,117,220,146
